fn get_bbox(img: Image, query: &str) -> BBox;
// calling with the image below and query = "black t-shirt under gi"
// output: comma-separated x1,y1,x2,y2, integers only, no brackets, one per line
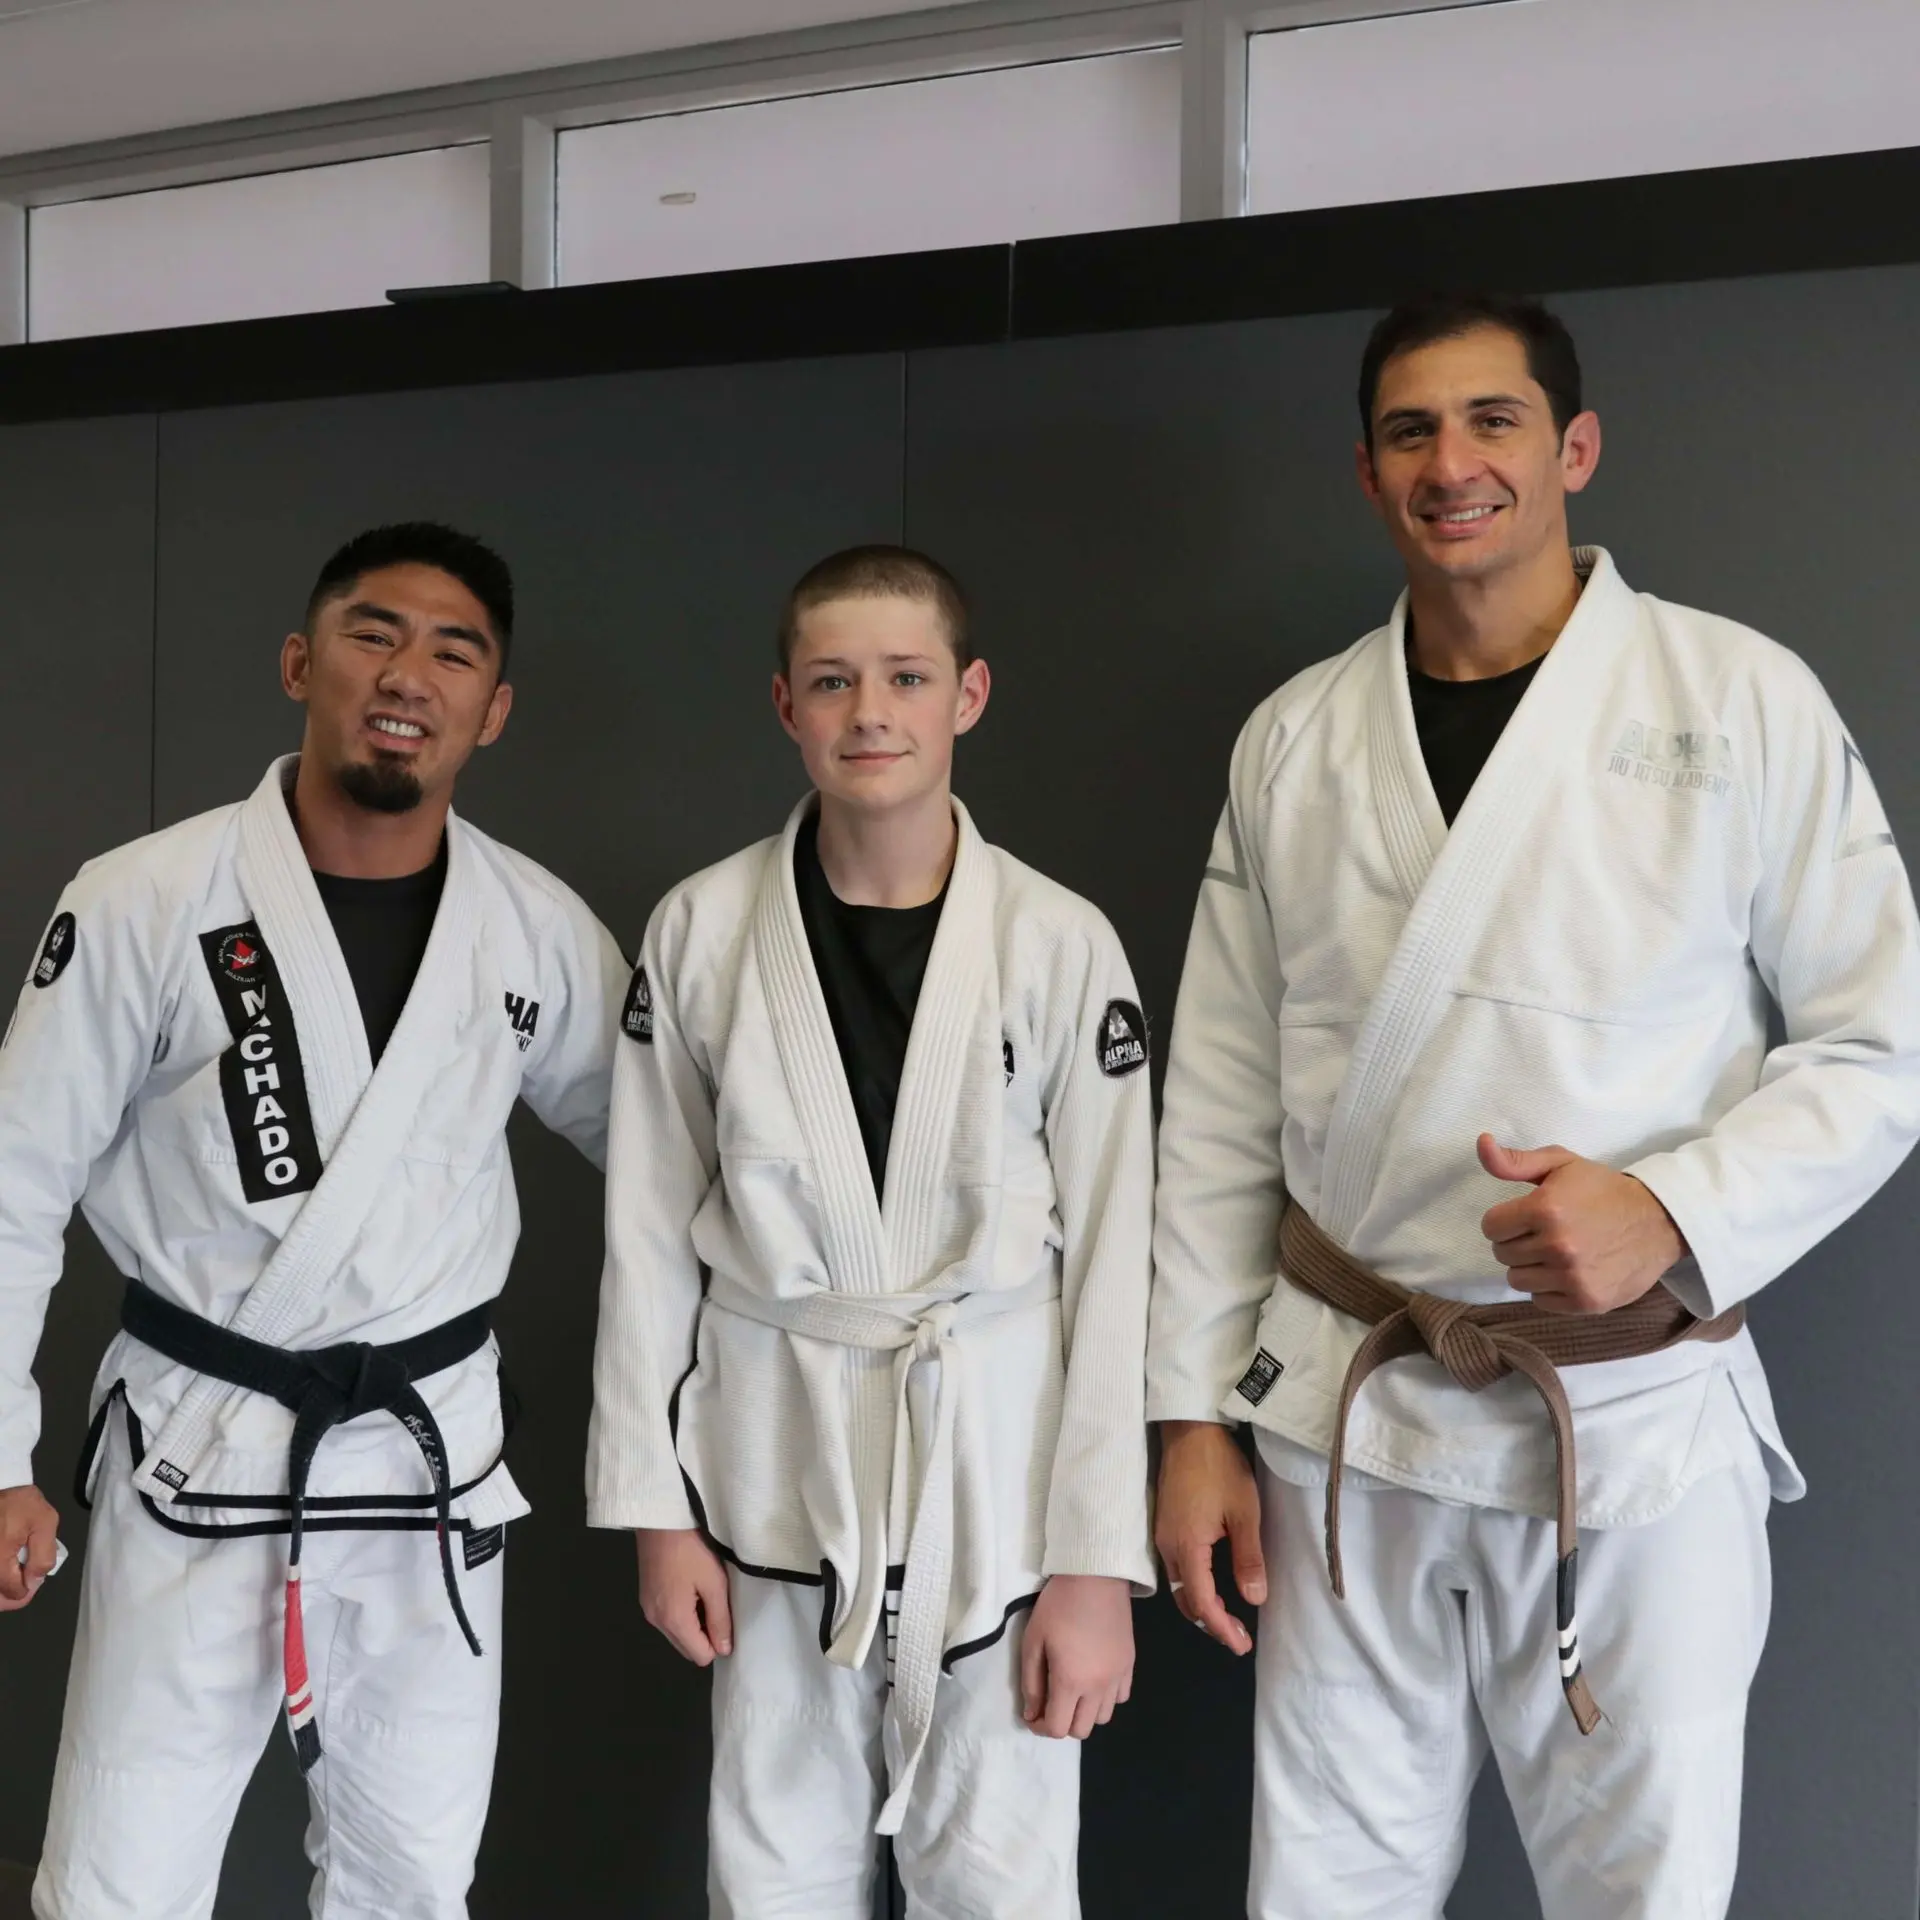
311,837,448,1064
1406,649,1546,825
793,813,950,1197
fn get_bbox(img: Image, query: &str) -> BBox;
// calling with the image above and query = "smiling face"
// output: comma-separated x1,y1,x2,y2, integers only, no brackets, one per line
773,593,989,816
1356,323,1600,586
282,561,512,814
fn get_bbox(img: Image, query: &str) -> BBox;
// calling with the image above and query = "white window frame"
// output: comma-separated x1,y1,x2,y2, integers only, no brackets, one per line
0,0,1506,344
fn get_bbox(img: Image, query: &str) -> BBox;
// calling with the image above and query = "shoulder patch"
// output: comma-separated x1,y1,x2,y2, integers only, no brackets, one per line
622,964,654,1044
32,912,76,989
1096,999,1148,1079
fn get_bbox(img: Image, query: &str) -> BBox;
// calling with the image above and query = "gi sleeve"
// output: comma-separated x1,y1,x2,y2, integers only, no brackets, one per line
1146,715,1289,1423
584,892,717,1531
1038,915,1156,1592
0,866,165,1491
519,887,628,1172
1629,666,1920,1315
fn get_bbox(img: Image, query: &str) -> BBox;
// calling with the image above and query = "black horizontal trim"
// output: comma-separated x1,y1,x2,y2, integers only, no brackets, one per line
2,144,1917,425
942,1589,1039,1672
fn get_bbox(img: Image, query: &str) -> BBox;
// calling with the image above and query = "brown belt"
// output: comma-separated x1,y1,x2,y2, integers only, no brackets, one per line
1277,1203,1745,1734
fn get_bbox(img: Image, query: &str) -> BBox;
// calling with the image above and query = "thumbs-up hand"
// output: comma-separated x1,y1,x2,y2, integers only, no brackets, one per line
1477,1133,1687,1315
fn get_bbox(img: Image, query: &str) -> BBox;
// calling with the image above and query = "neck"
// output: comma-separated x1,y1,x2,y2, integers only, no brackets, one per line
290,753,450,878
1404,538,1584,682
814,784,956,908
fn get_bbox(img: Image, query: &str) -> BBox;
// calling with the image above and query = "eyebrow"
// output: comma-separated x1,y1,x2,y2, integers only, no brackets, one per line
340,600,495,653
1378,392,1534,427
802,652,940,668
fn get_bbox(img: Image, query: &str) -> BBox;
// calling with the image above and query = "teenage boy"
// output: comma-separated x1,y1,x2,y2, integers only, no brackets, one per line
0,522,627,1919
1149,293,1920,1916
588,545,1154,1916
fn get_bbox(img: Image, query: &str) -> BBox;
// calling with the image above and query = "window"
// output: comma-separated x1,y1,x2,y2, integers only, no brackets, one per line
558,49,1180,287
28,144,491,342
1246,0,1920,216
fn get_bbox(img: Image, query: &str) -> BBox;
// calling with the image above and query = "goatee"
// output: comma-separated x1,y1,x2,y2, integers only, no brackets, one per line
338,754,425,815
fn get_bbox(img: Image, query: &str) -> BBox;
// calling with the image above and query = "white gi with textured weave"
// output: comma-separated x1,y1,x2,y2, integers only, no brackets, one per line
1148,550,1920,1917
586,796,1155,1916
0,757,626,1920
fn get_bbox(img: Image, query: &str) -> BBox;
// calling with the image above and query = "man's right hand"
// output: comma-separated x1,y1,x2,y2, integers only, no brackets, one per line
635,1527,733,1666
1154,1421,1266,1655
0,1485,59,1613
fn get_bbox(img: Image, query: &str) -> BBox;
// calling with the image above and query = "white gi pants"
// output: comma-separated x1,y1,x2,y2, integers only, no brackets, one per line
33,1414,504,1920
1250,1452,1772,1920
709,1570,1081,1919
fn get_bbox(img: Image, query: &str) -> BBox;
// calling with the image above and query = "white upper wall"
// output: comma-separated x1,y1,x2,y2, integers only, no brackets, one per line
558,51,1182,286
0,0,961,158
1248,0,1920,214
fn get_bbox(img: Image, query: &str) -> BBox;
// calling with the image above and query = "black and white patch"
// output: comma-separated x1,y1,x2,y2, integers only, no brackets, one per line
199,921,323,1206
32,912,76,989
463,1523,506,1571
151,1459,189,1492
622,963,655,1044
1002,1037,1016,1086
1234,1348,1284,1406
1096,999,1148,1079
503,990,541,1053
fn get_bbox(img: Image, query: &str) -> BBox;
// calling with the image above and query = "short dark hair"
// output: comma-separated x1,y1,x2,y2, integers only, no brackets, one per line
778,545,971,673
305,522,515,671
1357,292,1583,449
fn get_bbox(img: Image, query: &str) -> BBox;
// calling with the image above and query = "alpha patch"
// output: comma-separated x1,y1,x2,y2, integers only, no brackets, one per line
503,990,541,1053
622,964,655,1044
1003,1037,1015,1086
199,921,323,1206
463,1523,506,1571
151,1459,189,1492
1096,999,1148,1079
32,912,76,989
1235,1349,1284,1406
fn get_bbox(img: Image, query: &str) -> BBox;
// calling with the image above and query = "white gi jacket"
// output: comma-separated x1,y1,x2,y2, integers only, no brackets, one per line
587,798,1155,1826
0,757,626,1529
1149,549,1920,1527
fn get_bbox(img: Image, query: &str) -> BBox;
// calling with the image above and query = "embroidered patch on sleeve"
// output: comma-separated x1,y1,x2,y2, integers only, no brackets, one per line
1002,1037,1015,1086
621,964,655,1044
151,1459,189,1492
1234,1349,1284,1406
31,912,76,988
462,1524,506,1571
1096,999,1148,1078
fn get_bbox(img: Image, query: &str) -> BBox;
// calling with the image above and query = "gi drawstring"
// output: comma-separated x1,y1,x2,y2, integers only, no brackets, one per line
1277,1204,1745,1738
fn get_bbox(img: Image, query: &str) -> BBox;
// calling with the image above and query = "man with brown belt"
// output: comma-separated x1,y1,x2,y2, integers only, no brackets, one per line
1146,292,1920,1917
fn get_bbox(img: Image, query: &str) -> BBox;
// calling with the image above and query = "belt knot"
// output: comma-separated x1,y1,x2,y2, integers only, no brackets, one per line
1404,1292,1506,1393
912,1301,959,1362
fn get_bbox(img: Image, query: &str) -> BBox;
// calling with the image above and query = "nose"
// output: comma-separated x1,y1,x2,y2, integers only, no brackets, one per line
375,650,430,702
848,680,889,732
1425,418,1485,488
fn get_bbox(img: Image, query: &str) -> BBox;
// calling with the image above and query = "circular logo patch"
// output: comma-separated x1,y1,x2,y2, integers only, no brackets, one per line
32,912,76,989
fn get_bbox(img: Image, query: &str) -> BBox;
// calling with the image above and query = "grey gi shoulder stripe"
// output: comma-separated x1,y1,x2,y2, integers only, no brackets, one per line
1839,738,1896,861
1203,800,1251,891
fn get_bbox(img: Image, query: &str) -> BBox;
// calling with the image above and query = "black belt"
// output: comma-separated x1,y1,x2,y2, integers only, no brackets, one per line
120,1282,494,1769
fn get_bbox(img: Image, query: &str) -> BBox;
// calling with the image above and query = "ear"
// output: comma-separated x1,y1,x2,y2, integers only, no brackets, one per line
953,657,992,737
281,631,313,704
1559,410,1602,494
1354,438,1384,513
771,671,802,744
476,678,514,749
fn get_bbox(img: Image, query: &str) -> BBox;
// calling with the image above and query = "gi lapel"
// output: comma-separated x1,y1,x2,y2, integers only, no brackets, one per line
133,756,481,1497
753,797,891,1297
1317,550,1635,1242
880,799,999,1289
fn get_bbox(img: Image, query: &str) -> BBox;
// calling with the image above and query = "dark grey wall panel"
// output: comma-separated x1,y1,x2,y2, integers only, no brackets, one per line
0,417,156,1877
905,262,1920,1919
149,357,904,1916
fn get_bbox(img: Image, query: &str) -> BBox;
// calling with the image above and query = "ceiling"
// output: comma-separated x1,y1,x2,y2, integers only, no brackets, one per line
0,0,967,159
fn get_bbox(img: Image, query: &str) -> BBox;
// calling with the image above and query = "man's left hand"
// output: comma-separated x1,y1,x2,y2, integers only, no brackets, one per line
1477,1134,1686,1315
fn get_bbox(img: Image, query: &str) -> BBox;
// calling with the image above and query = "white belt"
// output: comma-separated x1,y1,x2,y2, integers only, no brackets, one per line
702,1270,1061,1834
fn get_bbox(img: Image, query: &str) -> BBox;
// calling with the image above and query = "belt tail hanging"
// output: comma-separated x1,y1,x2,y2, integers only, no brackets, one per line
284,1565,322,1771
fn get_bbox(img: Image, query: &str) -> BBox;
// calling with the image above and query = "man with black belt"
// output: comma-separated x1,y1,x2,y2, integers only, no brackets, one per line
0,522,626,1919
1148,295,1920,1915
587,546,1155,1915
